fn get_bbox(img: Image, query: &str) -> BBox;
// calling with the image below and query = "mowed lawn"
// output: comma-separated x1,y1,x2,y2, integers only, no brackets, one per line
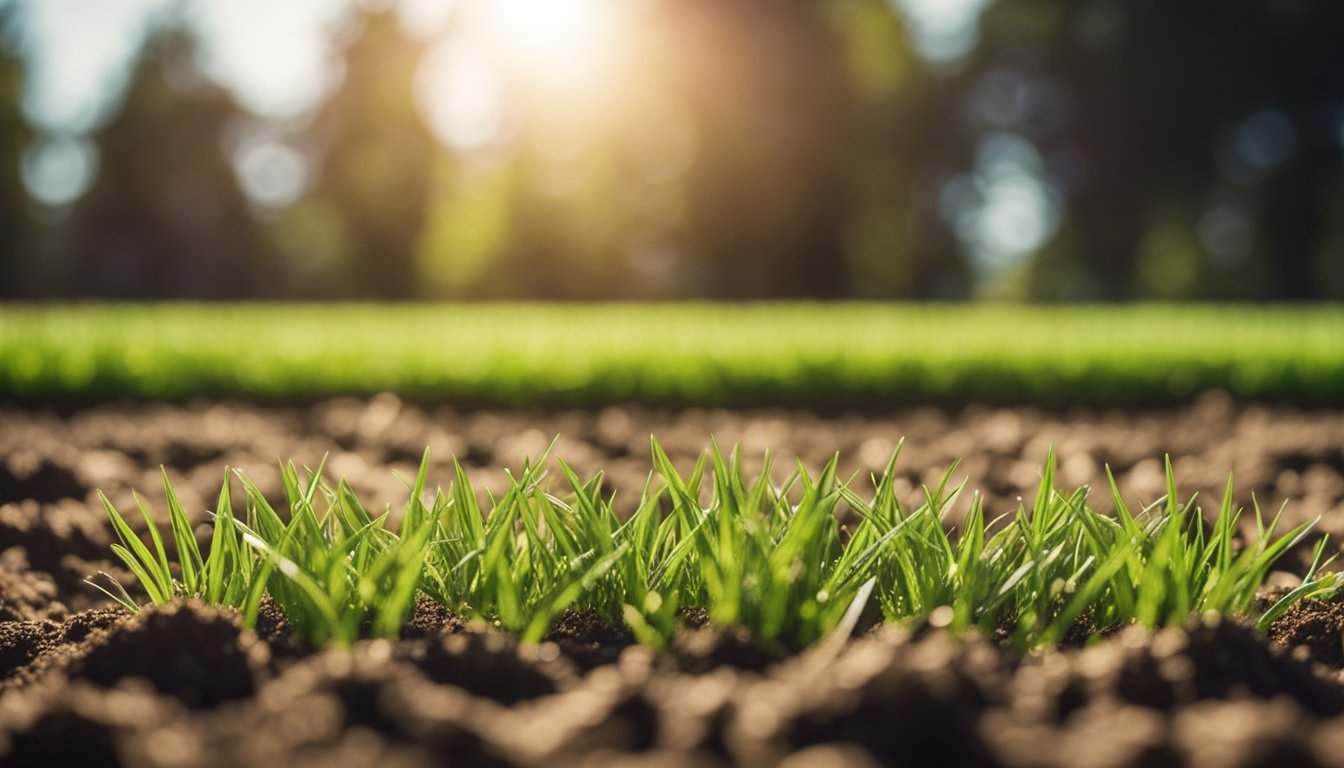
1,303,1341,406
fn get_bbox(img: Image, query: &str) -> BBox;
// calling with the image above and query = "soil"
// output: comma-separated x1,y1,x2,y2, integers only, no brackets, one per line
3,393,1344,766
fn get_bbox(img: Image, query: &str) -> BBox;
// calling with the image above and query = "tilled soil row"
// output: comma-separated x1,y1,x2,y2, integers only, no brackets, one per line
3,600,1344,768
2,396,1344,766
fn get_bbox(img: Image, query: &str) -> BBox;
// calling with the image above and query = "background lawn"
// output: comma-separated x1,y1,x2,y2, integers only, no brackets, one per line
3,303,1341,407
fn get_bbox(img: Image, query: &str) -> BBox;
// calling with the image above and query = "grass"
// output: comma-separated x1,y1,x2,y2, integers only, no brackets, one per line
92,441,1343,650
3,303,1343,406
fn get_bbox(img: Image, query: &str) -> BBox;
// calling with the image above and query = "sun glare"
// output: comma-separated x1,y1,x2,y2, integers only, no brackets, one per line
473,0,612,87
420,0,631,151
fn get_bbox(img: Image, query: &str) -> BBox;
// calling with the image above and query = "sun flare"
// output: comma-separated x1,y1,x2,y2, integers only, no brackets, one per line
420,0,633,149
473,0,612,86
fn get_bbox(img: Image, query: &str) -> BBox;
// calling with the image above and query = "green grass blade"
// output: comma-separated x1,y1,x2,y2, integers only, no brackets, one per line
99,490,173,603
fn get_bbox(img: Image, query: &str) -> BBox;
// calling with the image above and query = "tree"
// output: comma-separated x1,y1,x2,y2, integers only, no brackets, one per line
306,10,438,299
668,0,854,299
60,28,267,298
998,0,1344,299
0,10,29,297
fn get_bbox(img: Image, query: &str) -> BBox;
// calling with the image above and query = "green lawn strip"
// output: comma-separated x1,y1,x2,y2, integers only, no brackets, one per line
92,441,1343,650
4,303,1342,405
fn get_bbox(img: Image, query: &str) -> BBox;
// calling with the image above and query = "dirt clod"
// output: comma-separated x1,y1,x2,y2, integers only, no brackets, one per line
1269,598,1344,668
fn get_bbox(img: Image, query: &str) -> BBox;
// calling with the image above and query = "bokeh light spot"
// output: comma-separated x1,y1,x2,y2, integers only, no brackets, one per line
232,133,310,212
416,37,507,152
20,133,98,207
187,0,351,119
1198,204,1253,267
943,132,1062,280
890,0,989,67
1235,110,1296,171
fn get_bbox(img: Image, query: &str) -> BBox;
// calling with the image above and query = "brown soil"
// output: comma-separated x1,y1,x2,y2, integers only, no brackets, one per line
2,394,1344,766
1269,599,1344,667
0,600,1342,767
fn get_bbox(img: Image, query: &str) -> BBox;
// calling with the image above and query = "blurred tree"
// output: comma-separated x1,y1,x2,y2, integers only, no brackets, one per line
501,147,634,300
1253,2,1344,300
0,8,28,298
56,28,266,298
824,0,948,299
4,0,1343,303
415,156,517,299
1004,0,1344,300
668,0,854,299
306,10,438,299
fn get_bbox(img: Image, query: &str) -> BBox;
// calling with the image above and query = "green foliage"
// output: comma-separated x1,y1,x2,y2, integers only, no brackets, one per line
419,446,641,644
5,304,1344,406
92,468,252,612
94,443,1342,650
227,455,440,646
645,441,849,647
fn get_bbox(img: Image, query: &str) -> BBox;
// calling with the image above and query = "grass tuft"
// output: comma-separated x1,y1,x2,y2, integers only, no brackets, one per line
93,441,1342,649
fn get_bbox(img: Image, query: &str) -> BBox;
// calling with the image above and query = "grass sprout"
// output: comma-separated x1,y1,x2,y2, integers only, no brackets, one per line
91,467,253,612
94,441,1342,649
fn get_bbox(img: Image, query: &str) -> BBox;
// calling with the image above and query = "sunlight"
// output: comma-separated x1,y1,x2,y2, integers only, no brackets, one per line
417,38,508,151
471,0,613,88
418,0,631,152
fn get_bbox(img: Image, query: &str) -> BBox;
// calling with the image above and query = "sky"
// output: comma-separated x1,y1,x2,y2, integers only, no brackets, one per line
8,0,404,131
4,0,456,208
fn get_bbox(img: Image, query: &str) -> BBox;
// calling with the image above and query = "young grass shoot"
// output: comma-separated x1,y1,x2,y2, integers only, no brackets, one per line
93,440,1342,649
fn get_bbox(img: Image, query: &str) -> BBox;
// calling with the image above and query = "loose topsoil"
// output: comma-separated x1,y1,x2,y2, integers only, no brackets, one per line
3,393,1344,767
